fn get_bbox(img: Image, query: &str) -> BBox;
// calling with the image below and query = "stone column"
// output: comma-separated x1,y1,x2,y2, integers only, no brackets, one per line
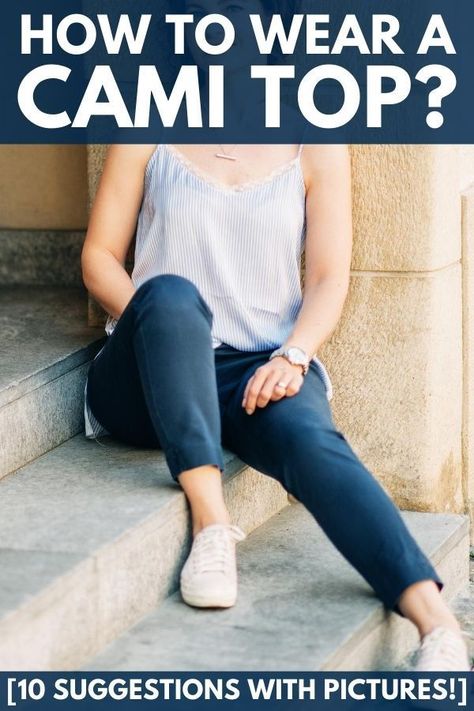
321,146,468,527
460,147,474,541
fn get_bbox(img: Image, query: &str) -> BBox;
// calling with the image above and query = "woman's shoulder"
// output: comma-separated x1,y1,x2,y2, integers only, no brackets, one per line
300,144,350,162
300,143,351,177
299,144,351,194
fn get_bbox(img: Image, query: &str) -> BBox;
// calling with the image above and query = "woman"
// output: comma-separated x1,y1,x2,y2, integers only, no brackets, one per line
81,140,471,672
80,1,471,672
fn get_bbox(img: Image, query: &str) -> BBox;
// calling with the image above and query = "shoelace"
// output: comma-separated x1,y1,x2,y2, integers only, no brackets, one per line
416,626,471,670
189,524,246,575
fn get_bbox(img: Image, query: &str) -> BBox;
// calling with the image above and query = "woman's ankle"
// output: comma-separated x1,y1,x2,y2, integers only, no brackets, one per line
397,579,463,640
418,614,462,640
176,466,231,536
192,511,232,537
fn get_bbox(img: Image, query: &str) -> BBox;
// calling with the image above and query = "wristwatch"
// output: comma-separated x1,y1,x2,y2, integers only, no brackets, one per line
269,346,311,376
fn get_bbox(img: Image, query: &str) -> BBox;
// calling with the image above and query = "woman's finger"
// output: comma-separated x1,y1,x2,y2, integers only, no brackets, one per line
269,369,292,402
243,364,296,413
254,367,290,408
283,373,304,397
242,365,271,414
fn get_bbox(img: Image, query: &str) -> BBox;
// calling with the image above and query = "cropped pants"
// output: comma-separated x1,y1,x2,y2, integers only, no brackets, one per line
86,273,444,617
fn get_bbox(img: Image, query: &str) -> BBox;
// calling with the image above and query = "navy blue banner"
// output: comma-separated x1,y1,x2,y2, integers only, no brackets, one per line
0,672,472,709
1,1,473,143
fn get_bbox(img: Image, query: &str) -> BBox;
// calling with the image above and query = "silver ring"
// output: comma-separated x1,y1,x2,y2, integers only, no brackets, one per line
276,381,287,388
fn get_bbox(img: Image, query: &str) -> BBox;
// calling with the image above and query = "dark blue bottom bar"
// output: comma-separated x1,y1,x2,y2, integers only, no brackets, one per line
0,672,472,710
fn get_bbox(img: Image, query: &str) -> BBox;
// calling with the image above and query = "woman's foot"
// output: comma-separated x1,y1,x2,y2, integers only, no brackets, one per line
413,625,472,671
180,523,246,608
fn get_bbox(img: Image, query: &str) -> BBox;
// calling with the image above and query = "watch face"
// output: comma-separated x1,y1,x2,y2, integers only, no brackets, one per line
287,347,306,364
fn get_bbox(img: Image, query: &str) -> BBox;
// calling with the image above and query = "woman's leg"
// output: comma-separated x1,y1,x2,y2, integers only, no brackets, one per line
219,350,461,638
86,273,231,535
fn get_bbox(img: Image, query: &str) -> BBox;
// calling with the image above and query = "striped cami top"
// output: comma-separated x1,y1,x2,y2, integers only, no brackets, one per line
83,143,333,439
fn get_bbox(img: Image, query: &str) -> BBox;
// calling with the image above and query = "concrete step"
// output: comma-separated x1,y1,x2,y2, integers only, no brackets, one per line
85,503,470,672
0,434,288,670
0,285,104,478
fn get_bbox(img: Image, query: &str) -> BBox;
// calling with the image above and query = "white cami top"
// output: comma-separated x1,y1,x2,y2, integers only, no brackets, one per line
83,143,333,439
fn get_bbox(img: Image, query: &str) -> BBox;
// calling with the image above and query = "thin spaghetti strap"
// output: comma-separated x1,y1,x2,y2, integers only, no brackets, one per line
298,144,304,158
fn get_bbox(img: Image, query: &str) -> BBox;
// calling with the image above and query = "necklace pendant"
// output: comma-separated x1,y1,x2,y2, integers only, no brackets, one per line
215,152,238,161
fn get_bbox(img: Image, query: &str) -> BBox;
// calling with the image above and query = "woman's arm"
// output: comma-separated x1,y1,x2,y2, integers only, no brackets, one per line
81,144,157,321
242,144,352,415
282,143,353,358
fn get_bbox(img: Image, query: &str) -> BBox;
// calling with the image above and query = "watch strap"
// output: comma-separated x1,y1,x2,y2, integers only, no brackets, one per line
269,347,310,376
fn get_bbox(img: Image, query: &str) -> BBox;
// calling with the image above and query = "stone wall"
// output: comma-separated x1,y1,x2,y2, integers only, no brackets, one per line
462,187,474,540
460,148,474,540
319,146,473,541
0,146,88,229
0,146,88,287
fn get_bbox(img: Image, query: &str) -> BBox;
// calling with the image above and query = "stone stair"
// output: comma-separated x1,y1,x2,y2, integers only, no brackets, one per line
0,432,287,670
84,504,470,672
0,285,104,479
0,285,471,671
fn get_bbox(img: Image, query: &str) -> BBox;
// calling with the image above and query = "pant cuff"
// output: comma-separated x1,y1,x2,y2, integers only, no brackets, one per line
376,546,445,617
166,443,226,483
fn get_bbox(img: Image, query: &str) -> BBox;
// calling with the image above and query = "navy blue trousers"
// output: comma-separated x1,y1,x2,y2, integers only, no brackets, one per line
86,273,444,617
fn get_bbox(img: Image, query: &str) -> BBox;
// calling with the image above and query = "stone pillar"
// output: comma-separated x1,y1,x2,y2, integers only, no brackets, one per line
321,146,467,523
462,190,474,541
459,148,474,542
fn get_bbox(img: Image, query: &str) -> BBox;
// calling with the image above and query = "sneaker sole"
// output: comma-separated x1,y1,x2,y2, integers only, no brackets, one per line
181,589,237,608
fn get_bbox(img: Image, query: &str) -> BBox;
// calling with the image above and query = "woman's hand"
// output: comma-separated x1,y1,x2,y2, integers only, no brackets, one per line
241,356,304,415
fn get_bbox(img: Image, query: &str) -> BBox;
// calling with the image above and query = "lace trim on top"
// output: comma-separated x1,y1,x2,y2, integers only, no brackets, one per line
161,143,304,194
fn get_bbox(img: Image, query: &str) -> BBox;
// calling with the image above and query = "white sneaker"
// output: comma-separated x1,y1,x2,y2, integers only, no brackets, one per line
413,626,472,671
180,523,247,608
